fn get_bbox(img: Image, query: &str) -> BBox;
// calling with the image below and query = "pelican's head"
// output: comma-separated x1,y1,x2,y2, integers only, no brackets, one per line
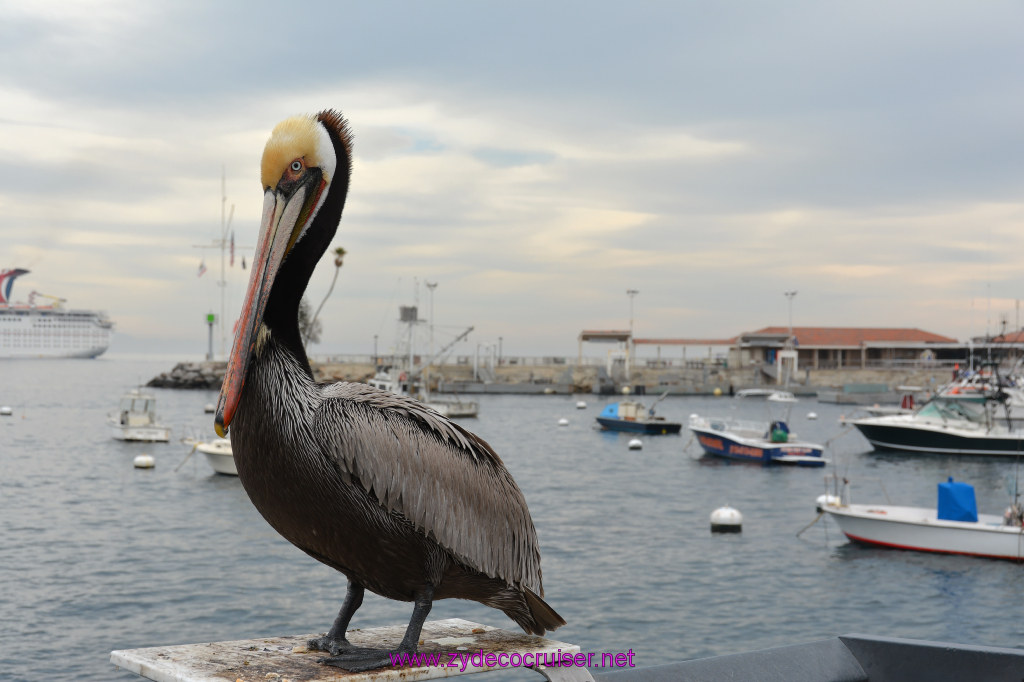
215,110,352,437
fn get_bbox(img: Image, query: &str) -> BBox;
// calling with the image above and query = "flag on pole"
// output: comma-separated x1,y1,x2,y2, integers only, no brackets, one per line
230,230,235,267
198,259,207,278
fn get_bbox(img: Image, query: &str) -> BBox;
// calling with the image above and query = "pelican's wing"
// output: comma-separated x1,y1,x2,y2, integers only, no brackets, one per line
315,382,543,592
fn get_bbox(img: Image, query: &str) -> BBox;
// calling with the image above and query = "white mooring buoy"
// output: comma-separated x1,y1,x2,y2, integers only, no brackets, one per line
710,505,742,533
0,406,12,416
558,418,569,426
576,401,587,409
133,454,155,469
628,438,643,450
203,403,216,414
807,411,818,420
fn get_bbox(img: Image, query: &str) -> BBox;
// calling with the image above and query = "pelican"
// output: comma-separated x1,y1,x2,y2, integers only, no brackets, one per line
214,110,564,671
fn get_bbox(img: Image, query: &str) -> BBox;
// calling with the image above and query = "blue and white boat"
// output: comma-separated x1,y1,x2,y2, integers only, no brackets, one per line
688,414,826,466
596,399,681,434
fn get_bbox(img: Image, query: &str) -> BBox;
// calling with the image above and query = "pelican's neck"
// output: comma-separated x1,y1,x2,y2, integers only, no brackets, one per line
263,252,317,379
239,331,319,438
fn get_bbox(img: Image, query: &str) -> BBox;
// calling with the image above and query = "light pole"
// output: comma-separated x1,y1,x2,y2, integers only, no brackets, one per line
425,281,437,360
784,290,798,339
626,289,639,379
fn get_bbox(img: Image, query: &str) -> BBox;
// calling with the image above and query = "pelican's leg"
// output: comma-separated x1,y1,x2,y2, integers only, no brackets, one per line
308,580,364,655
321,585,434,672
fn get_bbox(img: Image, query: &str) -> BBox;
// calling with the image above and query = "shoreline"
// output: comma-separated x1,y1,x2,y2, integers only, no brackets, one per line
146,360,956,401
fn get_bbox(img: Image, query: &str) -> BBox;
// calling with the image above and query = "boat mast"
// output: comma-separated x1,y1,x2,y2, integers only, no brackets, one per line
193,167,236,360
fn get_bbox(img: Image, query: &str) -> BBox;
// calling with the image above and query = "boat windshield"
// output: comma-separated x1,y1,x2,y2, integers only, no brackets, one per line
119,396,155,414
918,398,987,423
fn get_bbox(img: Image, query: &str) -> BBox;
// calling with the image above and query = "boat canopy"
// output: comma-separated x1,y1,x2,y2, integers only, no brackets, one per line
119,395,156,416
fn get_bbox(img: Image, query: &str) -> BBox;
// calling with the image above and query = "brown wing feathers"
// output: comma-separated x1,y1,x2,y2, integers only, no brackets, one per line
316,383,543,593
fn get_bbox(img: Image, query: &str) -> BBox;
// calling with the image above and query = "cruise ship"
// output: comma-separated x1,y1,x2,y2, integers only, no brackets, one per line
0,268,113,358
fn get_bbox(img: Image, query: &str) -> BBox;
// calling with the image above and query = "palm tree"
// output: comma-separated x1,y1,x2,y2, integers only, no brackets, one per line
303,246,346,349
298,297,322,346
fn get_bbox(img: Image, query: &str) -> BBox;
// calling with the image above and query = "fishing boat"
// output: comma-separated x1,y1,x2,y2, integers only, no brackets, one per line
367,369,478,418
848,395,1024,456
689,414,826,466
108,390,171,442
194,438,237,476
818,477,1024,561
0,268,113,359
596,393,681,434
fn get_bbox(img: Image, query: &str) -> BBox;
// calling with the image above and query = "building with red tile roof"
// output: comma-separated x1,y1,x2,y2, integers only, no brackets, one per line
606,326,967,372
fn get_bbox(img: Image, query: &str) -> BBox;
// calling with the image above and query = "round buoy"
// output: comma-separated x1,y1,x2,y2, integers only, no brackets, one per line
558,418,569,426
0,406,12,416
713,387,722,396
710,505,742,533
576,401,587,409
621,386,632,395
807,412,818,420
133,454,155,469
628,438,643,450
203,403,216,414
815,494,841,511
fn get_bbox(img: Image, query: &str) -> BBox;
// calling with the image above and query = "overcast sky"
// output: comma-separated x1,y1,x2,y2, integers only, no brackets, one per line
2,1,1022,359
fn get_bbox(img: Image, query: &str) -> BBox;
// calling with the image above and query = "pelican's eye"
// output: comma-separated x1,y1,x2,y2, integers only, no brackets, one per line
290,160,303,172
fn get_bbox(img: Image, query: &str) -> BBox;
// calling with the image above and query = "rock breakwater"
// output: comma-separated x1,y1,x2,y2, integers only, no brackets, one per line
147,361,225,390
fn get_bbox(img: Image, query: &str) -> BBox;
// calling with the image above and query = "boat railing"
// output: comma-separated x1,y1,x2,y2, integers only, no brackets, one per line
823,474,893,507
700,416,770,435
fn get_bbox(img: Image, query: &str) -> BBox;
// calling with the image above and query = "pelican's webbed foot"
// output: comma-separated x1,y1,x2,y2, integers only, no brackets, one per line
320,646,407,672
307,634,355,657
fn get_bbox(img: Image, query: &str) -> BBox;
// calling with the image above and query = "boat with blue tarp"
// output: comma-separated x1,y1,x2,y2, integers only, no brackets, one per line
819,476,1024,560
596,395,681,434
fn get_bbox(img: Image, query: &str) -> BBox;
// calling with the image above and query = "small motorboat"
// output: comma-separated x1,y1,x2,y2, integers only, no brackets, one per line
736,388,797,402
819,477,1024,561
194,438,237,476
108,389,171,442
689,414,826,466
596,393,681,434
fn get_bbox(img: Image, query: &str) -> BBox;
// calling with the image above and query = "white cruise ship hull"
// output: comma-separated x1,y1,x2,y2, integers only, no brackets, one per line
0,308,112,359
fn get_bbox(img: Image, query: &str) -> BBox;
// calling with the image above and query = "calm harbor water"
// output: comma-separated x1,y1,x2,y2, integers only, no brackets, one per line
2,356,1024,681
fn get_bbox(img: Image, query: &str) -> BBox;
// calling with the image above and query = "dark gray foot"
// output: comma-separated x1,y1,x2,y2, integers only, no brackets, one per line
320,647,401,672
306,634,354,657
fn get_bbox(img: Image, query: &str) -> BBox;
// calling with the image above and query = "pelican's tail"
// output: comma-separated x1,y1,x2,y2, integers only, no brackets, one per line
515,588,566,636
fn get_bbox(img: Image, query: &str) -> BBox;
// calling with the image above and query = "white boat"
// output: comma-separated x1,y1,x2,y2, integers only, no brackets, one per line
849,396,1024,456
108,390,171,442
736,388,798,403
0,268,113,359
819,477,1024,561
195,438,237,476
367,369,478,418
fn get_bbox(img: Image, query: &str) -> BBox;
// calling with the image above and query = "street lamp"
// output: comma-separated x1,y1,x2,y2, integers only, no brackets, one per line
425,281,438,359
784,290,797,339
626,289,639,379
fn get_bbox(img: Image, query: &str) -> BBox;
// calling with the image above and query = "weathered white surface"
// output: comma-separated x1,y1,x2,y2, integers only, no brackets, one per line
110,618,579,682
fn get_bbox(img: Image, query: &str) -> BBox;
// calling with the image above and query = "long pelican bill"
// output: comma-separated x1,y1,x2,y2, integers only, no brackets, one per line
214,175,326,437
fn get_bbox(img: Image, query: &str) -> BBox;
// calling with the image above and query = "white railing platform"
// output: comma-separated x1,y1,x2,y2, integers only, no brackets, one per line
111,618,593,682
